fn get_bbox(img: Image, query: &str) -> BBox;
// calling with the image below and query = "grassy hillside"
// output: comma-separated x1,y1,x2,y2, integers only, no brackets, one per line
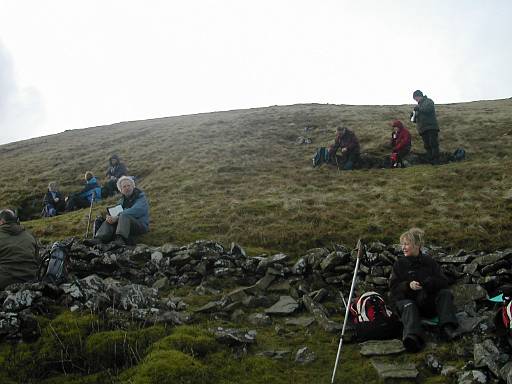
1,99,511,253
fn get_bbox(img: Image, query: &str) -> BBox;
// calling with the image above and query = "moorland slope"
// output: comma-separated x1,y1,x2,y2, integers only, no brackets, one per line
1,99,511,253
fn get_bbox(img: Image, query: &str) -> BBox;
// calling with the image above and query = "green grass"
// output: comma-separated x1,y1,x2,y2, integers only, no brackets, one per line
2,99,510,254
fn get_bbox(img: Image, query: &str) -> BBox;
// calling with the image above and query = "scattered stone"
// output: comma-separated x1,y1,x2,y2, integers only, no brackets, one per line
425,354,443,373
295,346,316,364
452,284,487,307
457,370,487,384
371,361,418,380
264,296,299,315
247,313,272,326
359,339,405,356
213,327,256,346
302,294,342,333
285,316,315,328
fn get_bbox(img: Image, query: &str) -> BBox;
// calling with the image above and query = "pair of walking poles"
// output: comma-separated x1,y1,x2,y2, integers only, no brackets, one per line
330,238,364,384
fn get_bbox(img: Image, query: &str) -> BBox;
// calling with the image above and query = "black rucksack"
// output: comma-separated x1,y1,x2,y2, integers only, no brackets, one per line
347,291,402,342
40,239,74,285
312,147,330,167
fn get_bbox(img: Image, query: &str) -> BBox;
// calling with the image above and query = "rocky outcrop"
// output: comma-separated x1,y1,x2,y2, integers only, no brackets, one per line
1,239,512,381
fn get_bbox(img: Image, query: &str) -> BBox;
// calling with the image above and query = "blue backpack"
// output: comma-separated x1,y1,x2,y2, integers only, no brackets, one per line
452,147,466,161
312,147,330,167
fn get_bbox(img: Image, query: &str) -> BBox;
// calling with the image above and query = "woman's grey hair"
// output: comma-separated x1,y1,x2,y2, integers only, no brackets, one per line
48,181,58,191
117,176,135,192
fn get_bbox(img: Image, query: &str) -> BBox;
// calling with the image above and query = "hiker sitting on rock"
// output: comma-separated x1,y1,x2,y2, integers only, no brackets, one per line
389,228,459,352
389,120,411,168
42,181,65,217
102,154,128,198
65,171,102,212
328,127,360,170
0,209,39,290
94,176,149,246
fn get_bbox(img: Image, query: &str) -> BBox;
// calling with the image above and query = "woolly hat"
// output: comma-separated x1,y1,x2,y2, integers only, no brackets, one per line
391,120,404,129
413,90,423,98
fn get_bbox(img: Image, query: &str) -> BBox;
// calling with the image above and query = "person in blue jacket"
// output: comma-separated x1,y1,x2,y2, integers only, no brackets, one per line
65,171,102,212
94,176,149,246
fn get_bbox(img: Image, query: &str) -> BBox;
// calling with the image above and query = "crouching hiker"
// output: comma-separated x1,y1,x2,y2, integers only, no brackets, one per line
389,120,411,168
389,228,459,352
328,127,360,170
0,209,39,290
65,171,102,212
94,176,149,246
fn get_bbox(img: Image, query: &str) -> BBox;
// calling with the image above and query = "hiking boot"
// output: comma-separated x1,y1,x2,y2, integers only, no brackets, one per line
112,235,126,247
440,324,458,341
403,335,423,353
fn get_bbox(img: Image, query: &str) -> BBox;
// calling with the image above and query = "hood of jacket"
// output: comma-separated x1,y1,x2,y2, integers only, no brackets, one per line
0,223,24,236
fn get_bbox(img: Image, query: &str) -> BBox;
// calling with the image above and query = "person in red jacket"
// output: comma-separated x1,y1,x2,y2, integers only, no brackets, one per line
390,120,412,168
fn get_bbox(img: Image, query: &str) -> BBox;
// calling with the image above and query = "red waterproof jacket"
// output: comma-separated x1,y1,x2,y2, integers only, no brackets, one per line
391,122,412,153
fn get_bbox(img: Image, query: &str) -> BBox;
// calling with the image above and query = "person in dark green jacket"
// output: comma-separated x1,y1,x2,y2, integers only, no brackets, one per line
412,90,440,164
0,209,39,290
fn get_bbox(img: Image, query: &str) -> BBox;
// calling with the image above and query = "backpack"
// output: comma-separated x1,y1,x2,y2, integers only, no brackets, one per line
347,291,402,342
493,286,512,346
452,147,466,161
312,147,330,167
349,291,394,323
40,239,74,285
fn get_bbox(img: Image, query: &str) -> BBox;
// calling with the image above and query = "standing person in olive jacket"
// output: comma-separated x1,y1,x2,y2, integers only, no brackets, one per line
94,176,149,246
389,228,458,352
412,90,440,164
328,127,360,170
389,120,412,168
103,154,128,197
0,209,39,290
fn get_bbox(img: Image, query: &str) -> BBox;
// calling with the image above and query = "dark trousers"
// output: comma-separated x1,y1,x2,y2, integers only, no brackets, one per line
95,214,146,243
102,179,118,198
65,195,90,212
339,151,360,170
420,130,440,164
396,289,458,341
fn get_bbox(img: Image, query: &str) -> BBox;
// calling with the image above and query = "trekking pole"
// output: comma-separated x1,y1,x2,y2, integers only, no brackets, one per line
330,238,364,384
84,192,95,239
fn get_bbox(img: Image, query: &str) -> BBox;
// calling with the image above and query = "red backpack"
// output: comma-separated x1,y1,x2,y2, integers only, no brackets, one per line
349,291,394,323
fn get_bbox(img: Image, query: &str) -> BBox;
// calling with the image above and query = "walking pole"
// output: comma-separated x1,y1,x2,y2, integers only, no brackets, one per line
84,191,95,239
331,238,364,384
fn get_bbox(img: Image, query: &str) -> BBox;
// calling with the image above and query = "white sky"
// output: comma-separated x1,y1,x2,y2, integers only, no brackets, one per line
0,0,511,145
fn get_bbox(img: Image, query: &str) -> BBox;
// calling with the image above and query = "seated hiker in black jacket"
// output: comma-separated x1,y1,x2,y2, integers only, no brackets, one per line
103,154,128,197
389,228,459,352
42,181,65,217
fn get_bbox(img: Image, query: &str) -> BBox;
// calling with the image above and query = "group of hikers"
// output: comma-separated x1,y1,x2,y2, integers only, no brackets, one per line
315,90,448,170
0,89,487,357
41,154,150,247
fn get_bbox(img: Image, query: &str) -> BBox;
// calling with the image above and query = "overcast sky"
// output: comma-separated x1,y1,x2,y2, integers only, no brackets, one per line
0,0,511,145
